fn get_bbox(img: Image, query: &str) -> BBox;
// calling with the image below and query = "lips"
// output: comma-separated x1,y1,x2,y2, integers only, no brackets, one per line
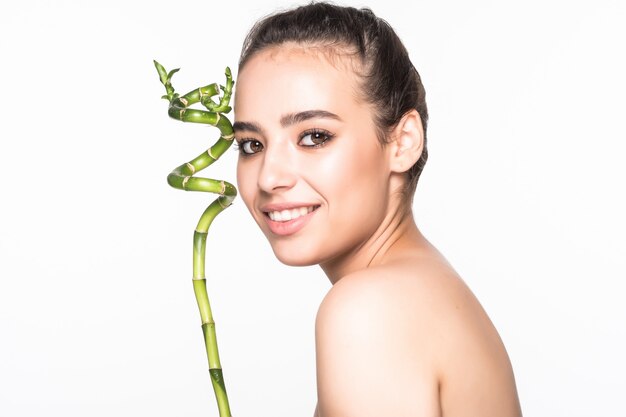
260,203,320,236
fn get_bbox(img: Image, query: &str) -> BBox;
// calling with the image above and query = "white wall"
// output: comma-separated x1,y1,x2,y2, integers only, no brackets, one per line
0,0,624,416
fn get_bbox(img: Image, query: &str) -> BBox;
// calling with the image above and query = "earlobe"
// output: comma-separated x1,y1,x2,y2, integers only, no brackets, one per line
389,109,424,174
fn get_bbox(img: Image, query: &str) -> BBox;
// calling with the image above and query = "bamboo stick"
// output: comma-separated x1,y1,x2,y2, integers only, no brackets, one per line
154,60,236,417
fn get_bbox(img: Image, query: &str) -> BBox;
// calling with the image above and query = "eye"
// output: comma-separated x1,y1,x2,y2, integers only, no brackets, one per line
236,139,264,156
299,129,334,147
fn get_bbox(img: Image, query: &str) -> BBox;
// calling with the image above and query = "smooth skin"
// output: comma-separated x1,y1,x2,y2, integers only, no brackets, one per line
234,43,522,417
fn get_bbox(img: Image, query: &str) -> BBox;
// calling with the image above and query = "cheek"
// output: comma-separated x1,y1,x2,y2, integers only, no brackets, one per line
338,141,385,183
306,139,388,211
236,161,257,212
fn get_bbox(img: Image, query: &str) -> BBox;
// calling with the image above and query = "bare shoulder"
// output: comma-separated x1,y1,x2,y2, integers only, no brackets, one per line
315,263,442,417
315,254,522,417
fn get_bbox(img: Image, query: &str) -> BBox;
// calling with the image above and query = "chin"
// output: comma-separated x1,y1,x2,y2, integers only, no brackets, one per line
270,244,320,267
273,252,318,267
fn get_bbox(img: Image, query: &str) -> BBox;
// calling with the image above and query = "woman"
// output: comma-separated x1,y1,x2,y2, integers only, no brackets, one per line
233,3,522,416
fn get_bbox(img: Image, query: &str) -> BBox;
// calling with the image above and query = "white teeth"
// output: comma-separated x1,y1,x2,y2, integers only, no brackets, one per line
267,206,317,222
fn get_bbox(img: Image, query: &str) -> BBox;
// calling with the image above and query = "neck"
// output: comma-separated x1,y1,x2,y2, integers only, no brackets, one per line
319,201,425,285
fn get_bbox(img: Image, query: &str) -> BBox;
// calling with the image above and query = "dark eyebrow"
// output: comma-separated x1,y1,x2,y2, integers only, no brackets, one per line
232,120,264,134
280,109,342,127
233,109,342,134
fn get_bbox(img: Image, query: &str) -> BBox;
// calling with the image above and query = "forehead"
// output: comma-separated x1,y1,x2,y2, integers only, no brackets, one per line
234,44,364,118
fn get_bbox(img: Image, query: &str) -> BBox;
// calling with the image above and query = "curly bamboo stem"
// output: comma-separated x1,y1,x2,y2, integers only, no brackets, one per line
154,60,236,417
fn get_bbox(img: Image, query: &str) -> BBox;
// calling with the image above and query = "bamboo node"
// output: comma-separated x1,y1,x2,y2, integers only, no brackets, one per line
219,181,226,195
179,97,189,107
222,132,235,140
207,147,217,160
185,162,195,174
182,176,191,188
217,196,231,209
179,108,186,119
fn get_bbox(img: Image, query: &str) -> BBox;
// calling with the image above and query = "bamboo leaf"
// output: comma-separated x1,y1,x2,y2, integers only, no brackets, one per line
154,60,168,85
167,68,180,82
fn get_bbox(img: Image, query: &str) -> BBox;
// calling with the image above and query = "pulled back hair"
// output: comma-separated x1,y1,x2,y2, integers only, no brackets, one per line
238,1,428,207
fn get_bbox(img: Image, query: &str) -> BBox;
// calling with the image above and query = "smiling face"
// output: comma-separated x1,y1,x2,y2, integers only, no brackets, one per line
234,44,395,268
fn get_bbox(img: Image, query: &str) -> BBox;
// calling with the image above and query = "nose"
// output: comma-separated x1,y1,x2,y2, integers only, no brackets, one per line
257,142,297,193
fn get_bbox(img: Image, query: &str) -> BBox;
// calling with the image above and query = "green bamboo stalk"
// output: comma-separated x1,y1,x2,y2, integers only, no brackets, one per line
154,60,236,417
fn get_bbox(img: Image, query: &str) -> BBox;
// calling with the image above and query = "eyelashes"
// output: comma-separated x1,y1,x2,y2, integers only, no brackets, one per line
234,128,335,156
234,139,263,155
299,128,334,147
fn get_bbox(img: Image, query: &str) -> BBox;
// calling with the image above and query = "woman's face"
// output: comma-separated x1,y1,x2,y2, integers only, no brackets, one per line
234,45,394,267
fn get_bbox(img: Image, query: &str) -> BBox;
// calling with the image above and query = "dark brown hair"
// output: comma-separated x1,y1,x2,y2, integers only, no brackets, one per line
239,1,428,207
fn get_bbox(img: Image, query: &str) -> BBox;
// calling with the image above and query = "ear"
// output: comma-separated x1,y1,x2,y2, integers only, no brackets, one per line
388,109,424,174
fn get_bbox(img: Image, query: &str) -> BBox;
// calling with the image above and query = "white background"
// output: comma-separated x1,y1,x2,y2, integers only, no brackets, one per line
1,0,624,416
